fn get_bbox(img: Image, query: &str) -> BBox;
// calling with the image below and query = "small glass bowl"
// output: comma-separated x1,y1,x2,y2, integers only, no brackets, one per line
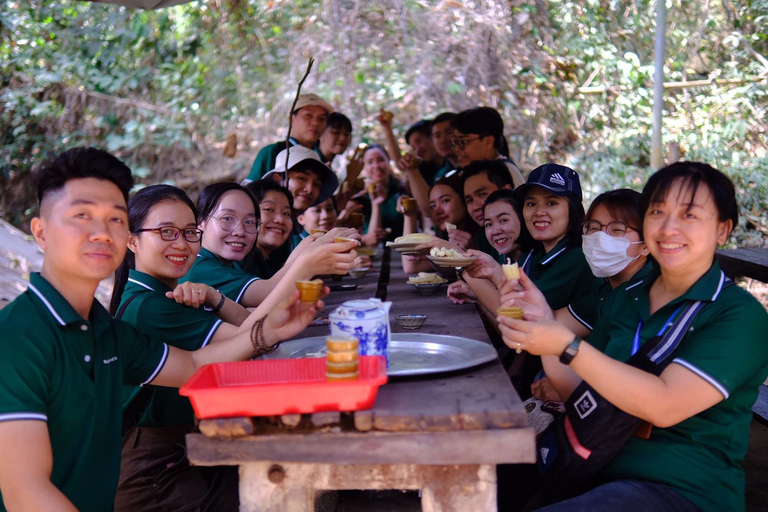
408,282,444,295
395,314,427,330
348,268,369,279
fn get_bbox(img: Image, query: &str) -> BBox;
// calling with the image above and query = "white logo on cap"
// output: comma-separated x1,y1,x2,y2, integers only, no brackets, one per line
550,173,566,186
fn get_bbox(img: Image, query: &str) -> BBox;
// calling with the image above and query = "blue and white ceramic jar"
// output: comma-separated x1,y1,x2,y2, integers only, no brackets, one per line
329,299,392,365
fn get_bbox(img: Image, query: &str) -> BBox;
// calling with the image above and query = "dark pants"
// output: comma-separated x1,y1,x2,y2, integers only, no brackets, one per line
114,426,239,512
532,479,701,512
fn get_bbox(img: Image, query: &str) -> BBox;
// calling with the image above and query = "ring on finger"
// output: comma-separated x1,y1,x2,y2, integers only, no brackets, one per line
516,342,522,355
192,290,201,294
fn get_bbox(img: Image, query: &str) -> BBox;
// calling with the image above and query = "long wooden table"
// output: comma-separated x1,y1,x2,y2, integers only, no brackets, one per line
186,248,534,512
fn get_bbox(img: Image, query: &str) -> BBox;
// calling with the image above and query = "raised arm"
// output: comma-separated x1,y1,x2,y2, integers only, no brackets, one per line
150,288,327,389
0,421,79,512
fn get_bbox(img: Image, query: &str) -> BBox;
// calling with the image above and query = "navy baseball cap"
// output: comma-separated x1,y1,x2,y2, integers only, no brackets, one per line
517,163,582,200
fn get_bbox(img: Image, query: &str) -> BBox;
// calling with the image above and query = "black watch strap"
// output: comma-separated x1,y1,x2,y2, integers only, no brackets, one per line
559,336,582,365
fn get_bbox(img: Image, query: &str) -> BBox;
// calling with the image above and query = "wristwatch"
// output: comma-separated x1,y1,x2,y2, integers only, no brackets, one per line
559,336,582,365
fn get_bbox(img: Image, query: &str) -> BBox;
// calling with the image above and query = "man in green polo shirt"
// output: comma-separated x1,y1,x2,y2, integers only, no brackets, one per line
244,93,333,183
0,147,323,512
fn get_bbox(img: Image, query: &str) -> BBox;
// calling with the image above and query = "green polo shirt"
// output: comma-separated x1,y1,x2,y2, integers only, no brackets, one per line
246,138,327,182
181,247,260,304
518,237,601,311
371,176,404,243
0,273,168,512
567,261,654,332
589,261,768,512
120,270,222,428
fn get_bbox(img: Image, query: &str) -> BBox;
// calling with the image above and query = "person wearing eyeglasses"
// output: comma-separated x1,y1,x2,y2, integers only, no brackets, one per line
181,183,357,308
451,107,526,188
108,183,339,511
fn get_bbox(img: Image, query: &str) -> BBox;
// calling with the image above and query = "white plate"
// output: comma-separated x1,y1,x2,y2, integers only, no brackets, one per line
263,333,498,376
386,242,429,256
427,255,477,267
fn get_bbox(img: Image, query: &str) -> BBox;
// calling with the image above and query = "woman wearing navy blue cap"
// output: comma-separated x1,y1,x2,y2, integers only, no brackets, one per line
515,164,601,312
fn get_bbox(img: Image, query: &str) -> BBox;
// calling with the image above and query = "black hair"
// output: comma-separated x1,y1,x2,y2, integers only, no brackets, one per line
405,119,433,145
325,112,353,133
246,178,294,216
451,107,510,158
640,161,738,229
586,188,644,240
347,194,372,221
432,112,457,126
430,172,464,199
34,147,134,205
517,186,585,252
363,143,390,160
461,159,515,193
109,185,197,315
482,188,532,254
197,183,259,224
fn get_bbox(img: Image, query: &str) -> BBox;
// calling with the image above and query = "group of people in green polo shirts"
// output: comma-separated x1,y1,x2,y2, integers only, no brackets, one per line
0,91,767,512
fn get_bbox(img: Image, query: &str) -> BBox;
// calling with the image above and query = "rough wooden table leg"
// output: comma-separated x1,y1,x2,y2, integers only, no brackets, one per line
420,464,497,512
237,462,496,512
238,462,317,512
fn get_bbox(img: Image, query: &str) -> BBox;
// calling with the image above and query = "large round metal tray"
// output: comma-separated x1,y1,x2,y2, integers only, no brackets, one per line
262,333,498,377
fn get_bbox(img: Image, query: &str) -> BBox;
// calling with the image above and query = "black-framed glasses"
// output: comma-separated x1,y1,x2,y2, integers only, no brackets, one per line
451,136,485,150
134,226,204,243
214,214,259,234
582,220,638,238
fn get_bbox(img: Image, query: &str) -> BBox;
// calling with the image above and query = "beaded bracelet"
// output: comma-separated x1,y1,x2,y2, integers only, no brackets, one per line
256,317,278,354
203,289,226,313
249,318,265,358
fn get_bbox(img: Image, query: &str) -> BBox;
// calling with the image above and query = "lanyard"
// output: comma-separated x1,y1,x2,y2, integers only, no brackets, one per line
632,304,684,356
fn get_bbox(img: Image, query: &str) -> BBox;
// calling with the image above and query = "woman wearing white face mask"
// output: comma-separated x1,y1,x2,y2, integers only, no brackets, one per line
522,189,652,403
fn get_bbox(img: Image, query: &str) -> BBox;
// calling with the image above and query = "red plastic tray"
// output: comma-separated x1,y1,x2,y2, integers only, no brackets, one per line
179,356,387,419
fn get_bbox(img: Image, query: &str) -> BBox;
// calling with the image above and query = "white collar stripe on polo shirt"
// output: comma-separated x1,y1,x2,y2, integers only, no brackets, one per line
541,246,568,266
711,271,725,301
28,283,66,326
624,280,644,291
127,278,154,292
0,412,47,422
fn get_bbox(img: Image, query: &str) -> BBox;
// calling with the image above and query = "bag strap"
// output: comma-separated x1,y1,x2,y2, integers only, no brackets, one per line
647,276,733,364
114,294,137,320
115,294,155,435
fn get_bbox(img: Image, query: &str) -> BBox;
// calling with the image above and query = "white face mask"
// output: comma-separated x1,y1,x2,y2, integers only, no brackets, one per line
582,231,643,278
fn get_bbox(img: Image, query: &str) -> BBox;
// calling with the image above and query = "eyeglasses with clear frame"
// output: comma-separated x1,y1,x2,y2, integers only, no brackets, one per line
451,136,485,150
213,214,259,234
134,226,204,243
582,220,638,238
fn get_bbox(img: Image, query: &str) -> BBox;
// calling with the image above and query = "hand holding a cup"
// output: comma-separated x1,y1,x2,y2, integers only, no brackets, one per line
263,287,329,348
397,196,418,216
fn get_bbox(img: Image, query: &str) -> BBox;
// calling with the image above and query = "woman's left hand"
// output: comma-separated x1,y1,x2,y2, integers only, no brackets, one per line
166,282,217,309
262,288,329,347
497,313,574,357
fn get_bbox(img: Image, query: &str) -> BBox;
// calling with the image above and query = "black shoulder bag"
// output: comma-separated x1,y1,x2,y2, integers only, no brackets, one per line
524,281,731,510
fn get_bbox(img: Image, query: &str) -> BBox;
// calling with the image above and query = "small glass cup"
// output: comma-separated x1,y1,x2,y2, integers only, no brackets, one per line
295,280,324,303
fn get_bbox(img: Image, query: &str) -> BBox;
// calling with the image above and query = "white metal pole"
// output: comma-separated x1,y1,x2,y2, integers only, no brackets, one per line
651,0,667,169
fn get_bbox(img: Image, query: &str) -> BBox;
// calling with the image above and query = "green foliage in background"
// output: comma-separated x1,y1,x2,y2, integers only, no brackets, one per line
1,0,766,246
